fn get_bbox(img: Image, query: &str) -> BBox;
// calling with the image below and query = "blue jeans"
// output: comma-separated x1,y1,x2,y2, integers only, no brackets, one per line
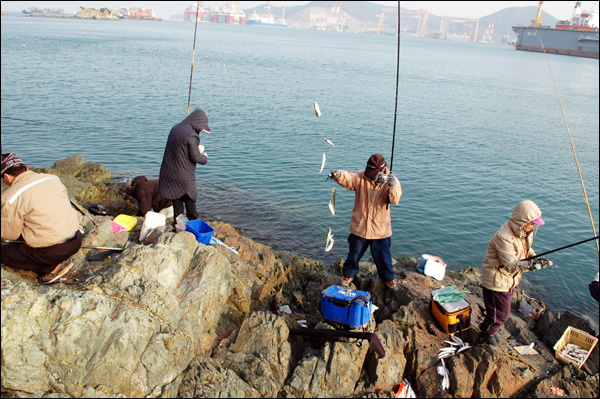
342,233,395,283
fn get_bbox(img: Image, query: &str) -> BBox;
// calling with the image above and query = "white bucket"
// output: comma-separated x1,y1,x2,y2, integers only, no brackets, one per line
139,211,167,242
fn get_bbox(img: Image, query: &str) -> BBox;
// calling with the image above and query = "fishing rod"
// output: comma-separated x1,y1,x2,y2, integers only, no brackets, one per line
523,236,599,261
531,15,599,256
186,1,201,115
1,239,125,251
389,0,400,172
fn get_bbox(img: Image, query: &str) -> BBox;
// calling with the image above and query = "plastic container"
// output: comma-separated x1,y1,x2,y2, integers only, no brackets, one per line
553,326,598,369
139,211,167,242
320,285,372,329
185,219,215,245
113,214,137,231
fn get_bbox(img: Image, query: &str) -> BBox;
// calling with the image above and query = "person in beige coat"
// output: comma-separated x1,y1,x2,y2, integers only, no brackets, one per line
329,154,403,291
479,200,553,345
1,153,82,284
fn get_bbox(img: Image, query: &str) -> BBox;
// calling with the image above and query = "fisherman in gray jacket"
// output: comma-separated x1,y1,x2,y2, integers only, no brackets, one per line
158,108,210,223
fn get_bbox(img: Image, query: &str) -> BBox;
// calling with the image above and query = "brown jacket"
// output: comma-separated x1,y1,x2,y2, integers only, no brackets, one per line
480,200,541,292
1,171,79,248
333,170,402,239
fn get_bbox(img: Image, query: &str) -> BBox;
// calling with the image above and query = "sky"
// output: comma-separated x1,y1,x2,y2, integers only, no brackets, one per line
1,1,595,20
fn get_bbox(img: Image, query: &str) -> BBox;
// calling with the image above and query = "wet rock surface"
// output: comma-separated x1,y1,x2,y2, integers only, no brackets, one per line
1,157,598,398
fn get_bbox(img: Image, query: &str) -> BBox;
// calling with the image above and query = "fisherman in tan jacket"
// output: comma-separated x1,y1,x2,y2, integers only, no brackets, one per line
329,154,403,291
1,153,82,284
479,200,553,345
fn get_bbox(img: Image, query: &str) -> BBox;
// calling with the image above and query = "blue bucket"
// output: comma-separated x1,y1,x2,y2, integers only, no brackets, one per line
185,219,214,245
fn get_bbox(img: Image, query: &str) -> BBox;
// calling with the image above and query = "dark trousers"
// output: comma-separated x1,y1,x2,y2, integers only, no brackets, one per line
342,233,395,283
172,194,198,221
479,287,513,335
1,231,82,275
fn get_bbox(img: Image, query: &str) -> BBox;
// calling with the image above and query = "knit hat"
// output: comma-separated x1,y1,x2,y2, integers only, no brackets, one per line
364,154,386,180
1,153,24,176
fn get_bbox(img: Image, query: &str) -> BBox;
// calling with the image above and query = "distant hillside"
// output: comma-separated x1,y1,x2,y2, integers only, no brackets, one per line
244,2,561,41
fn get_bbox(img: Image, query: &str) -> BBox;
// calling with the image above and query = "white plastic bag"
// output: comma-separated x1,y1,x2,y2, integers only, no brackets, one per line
175,214,189,232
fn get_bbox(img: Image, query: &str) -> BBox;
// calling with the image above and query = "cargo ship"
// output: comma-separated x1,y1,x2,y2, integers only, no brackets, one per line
512,1,599,59
184,2,245,24
246,2,287,28
118,8,161,21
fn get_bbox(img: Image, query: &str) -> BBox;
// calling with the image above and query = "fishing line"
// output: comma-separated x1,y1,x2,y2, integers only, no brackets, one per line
1,116,70,128
530,21,599,256
186,1,200,115
389,0,400,172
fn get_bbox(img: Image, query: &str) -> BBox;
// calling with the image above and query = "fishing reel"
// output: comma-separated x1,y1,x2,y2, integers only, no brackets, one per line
530,257,552,270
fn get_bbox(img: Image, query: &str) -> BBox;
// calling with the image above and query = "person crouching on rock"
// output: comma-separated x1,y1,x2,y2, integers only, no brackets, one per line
126,176,173,217
1,153,82,284
479,200,553,346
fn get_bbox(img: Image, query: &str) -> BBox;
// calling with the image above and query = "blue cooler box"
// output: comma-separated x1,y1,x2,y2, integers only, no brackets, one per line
320,285,372,329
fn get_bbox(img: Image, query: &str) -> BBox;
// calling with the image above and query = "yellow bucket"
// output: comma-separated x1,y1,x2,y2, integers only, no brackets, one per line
113,214,138,231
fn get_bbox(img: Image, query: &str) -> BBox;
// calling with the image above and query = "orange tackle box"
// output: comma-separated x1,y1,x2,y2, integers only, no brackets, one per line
430,287,471,335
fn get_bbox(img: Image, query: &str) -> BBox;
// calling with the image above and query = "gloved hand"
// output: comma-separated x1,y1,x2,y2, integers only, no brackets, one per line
529,257,552,270
376,173,389,185
329,170,340,180
387,173,398,186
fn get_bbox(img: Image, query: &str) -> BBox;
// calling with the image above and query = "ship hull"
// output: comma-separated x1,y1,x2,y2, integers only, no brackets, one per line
512,26,599,59
247,20,287,28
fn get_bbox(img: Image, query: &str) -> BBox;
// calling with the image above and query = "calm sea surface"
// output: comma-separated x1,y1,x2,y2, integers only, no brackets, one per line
2,17,598,330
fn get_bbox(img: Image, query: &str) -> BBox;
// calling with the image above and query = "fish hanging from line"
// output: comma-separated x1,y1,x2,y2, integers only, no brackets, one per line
329,187,336,216
325,228,334,252
325,138,335,147
314,101,322,117
319,152,326,174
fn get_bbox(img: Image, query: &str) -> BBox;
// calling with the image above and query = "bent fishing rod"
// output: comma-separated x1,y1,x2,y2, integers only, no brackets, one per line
389,0,400,173
186,1,201,115
523,236,599,261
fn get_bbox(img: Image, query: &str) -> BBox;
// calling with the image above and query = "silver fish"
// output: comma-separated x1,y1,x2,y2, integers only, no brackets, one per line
444,340,461,347
329,187,336,216
325,228,334,252
456,345,471,354
319,152,326,174
314,101,322,117
325,138,335,147
451,335,464,346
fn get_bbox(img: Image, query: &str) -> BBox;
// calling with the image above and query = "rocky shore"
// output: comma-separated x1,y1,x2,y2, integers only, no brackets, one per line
1,156,598,398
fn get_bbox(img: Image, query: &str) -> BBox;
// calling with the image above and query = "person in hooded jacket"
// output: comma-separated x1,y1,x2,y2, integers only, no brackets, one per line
479,200,553,345
329,154,403,291
158,108,209,223
126,176,172,217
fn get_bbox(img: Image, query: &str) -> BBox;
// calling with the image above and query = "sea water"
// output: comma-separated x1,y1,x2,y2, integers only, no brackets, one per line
2,17,598,330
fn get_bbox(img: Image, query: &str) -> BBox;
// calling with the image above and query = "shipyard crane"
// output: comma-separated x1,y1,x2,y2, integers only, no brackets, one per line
440,16,480,41
327,1,343,30
531,1,543,27
377,8,428,37
481,22,494,43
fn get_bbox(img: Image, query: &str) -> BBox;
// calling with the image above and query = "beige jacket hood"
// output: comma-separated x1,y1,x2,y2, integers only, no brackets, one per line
480,200,542,292
334,170,402,239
